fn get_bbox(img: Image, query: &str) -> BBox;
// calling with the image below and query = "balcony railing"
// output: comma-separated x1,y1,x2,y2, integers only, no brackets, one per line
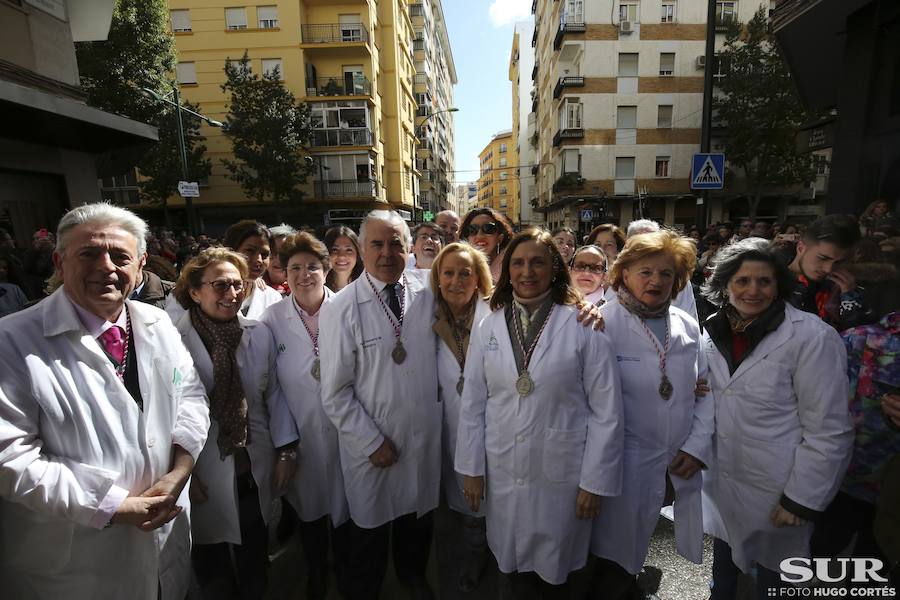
413,38,426,51
315,179,378,199
409,4,425,17
553,75,585,99
312,128,373,147
301,23,368,44
552,127,584,147
531,64,538,81
531,26,538,47
414,73,427,85
306,74,372,97
714,15,738,31
554,17,586,50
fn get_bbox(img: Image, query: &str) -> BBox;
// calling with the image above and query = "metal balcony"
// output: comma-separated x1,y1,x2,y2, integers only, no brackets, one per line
312,128,373,147
409,4,425,17
552,127,584,147
531,0,538,14
531,64,538,81
314,179,378,199
554,19,586,50
553,75,585,99
306,74,372,97
301,23,368,44
414,73,427,85
531,27,538,47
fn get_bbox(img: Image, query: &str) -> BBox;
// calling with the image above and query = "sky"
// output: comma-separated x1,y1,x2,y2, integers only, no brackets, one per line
443,0,532,186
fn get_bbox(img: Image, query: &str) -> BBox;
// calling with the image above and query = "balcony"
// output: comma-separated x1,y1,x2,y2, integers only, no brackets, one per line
531,0,538,14
314,179,378,200
306,74,372,97
301,23,368,44
531,27,538,47
312,128,373,147
413,38,426,51
414,73,427,85
552,127,584,147
554,17,586,50
552,173,585,192
553,75,584,99
714,16,739,32
409,3,425,18
531,63,538,81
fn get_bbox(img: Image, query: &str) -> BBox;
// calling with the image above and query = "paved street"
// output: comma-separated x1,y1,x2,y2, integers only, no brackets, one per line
265,503,756,600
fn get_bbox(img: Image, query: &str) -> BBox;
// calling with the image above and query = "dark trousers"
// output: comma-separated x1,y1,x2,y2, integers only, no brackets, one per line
586,557,642,600
711,538,784,600
192,474,269,600
298,515,331,578
333,511,434,600
811,491,882,560
500,571,570,600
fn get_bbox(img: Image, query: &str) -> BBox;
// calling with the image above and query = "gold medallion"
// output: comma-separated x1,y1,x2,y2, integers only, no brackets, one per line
456,375,465,396
516,371,534,396
659,374,673,400
392,340,407,364
311,358,321,382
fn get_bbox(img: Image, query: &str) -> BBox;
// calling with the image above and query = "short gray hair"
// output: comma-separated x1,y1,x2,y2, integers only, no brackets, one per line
268,223,297,240
56,202,148,257
359,210,411,248
700,237,795,306
627,219,660,238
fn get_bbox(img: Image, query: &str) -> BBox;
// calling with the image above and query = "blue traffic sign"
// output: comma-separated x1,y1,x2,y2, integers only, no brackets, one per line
691,153,725,190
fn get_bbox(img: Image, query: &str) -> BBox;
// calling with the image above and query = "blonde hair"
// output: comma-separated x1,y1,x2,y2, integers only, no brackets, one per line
174,247,249,309
429,242,493,301
608,230,696,295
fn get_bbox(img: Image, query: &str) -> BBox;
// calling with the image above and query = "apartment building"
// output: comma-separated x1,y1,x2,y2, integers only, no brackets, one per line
512,21,538,226
507,29,524,226
528,0,777,234
410,0,457,217
477,130,518,223
160,0,427,229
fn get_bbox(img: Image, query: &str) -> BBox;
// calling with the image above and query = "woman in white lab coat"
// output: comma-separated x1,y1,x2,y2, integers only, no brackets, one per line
699,238,854,600
429,242,494,592
172,247,275,600
257,232,349,600
589,230,714,599
455,228,624,595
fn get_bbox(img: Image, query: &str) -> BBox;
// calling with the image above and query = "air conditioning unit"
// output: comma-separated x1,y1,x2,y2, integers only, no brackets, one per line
696,55,707,69
619,20,633,33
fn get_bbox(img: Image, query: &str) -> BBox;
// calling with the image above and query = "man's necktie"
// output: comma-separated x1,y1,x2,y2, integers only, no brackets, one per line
384,284,401,320
99,326,125,365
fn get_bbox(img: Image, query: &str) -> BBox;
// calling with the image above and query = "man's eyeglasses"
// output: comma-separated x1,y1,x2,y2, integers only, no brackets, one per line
571,262,607,275
202,279,246,294
416,233,443,243
465,222,499,237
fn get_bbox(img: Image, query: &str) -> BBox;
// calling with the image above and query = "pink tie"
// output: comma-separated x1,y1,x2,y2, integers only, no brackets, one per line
99,326,125,365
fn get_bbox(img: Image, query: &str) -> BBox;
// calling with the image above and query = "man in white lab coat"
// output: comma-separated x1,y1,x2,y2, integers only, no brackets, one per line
320,210,441,600
0,203,210,600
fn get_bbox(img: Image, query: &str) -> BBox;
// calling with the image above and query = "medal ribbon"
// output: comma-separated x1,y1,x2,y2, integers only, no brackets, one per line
102,306,132,381
511,303,555,375
448,299,475,374
637,315,670,377
365,273,407,342
292,296,319,358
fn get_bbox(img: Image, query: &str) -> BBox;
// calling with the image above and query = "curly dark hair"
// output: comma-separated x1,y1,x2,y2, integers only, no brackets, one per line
490,228,581,310
701,237,795,307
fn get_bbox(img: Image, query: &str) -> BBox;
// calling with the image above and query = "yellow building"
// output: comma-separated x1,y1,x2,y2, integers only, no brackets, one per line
158,0,421,229
477,131,518,223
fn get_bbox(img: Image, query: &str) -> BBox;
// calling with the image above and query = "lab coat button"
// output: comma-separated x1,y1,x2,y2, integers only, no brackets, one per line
147,438,155,448
516,478,524,486
516,434,525,443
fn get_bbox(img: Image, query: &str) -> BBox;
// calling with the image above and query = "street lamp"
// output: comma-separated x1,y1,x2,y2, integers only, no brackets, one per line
141,85,223,235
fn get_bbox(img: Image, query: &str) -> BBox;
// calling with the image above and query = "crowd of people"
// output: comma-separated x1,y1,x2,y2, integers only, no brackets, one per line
0,200,897,600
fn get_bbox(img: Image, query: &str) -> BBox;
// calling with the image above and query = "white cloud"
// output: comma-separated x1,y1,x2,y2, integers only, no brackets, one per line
488,0,531,27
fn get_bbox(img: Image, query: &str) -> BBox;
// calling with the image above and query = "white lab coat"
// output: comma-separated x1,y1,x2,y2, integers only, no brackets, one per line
701,303,854,573
175,310,275,545
0,288,210,600
257,292,349,526
590,299,713,574
602,281,698,323
455,303,624,585
165,279,282,322
437,297,492,516
319,270,441,529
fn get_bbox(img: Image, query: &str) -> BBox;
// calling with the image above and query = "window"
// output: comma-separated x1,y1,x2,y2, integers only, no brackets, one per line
170,9,191,32
564,0,585,23
500,172,509,180
500,143,507,153
561,98,583,130
716,1,736,26
225,7,247,29
318,153,374,182
499,157,508,167
659,53,675,76
618,2,638,23
339,14,363,42
563,149,580,174
615,157,635,179
257,5,278,28
657,105,673,128
176,62,197,84
655,157,671,178
617,106,637,129
500,186,508,195
618,53,639,77
262,58,282,79
661,1,676,22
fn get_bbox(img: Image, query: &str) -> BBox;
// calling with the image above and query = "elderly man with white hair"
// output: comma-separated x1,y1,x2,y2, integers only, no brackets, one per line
608,219,698,322
319,209,441,599
0,203,210,600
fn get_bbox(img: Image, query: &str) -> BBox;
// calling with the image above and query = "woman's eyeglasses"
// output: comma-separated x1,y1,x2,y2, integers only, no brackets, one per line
465,222,499,237
570,262,607,275
202,279,246,294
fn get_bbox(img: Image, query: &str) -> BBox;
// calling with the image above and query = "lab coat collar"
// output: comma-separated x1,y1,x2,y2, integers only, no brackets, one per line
43,287,163,338
726,304,801,385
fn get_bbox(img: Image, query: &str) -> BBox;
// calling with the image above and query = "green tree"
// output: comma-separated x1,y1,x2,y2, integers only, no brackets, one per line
75,0,210,209
221,52,315,203
714,7,816,219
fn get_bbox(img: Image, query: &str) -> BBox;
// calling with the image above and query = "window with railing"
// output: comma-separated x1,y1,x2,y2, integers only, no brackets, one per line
170,9,191,32
661,1,676,22
618,2,638,23
716,1,737,28
310,101,372,147
301,21,367,43
659,53,675,76
257,5,278,28
306,73,372,97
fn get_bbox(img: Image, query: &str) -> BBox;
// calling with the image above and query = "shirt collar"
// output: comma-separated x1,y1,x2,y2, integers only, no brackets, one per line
365,272,404,292
130,280,146,300
63,291,127,339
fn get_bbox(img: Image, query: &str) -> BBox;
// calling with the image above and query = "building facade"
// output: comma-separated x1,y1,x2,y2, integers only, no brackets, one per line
477,130,518,223
513,21,538,226
164,0,453,230
411,0,457,217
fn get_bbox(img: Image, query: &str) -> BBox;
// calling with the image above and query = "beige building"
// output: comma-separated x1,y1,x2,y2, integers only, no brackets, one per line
477,130,519,223
159,0,434,229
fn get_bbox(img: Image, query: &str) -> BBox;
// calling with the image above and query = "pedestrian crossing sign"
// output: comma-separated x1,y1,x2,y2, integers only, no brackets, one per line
691,153,725,190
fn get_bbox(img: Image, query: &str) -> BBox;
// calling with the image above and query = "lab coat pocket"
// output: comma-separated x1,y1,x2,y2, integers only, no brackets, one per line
1,506,74,573
152,358,179,402
543,427,587,484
